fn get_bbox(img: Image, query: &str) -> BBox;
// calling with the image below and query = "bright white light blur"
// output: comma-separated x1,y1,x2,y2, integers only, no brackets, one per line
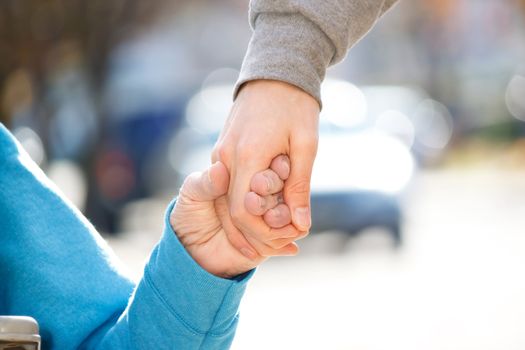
362,85,427,118
13,127,46,166
47,160,87,211
374,110,415,147
168,127,215,183
311,131,415,194
186,84,232,134
505,75,525,121
201,68,239,91
321,79,367,128
412,99,454,150
176,144,214,178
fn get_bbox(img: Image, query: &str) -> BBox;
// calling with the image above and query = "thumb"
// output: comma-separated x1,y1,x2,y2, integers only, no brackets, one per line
182,161,230,202
285,136,318,232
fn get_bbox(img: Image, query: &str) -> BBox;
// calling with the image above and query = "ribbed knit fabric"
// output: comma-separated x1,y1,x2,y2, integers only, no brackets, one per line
236,0,399,106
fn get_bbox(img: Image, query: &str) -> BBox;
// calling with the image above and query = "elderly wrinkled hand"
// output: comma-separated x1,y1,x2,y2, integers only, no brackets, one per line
170,155,303,279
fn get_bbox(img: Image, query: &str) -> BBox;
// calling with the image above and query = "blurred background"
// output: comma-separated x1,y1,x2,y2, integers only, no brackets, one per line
2,0,525,348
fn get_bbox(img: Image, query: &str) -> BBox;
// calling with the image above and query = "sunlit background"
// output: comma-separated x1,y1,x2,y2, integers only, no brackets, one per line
2,0,525,348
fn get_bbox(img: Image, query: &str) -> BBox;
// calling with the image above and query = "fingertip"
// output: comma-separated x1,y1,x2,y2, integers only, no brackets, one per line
292,206,311,231
284,242,299,256
271,154,291,180
244,191,266,216
250,172,269,195
263,203,291,228
209,161,229,195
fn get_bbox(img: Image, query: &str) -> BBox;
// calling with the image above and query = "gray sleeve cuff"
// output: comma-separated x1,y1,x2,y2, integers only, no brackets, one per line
235,12,335,107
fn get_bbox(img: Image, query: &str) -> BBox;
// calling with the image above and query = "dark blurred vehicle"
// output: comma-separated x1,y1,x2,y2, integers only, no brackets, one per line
310,191,401,245
81,27,212,233
169,78,442,247
85,108,183,233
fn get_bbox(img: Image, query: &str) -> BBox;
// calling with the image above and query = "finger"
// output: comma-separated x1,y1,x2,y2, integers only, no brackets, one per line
233,219,302,257
250,169,284,196
244,191,283,216
270,154,291,180
285,133,318,231
218,196,300,257
280,242,299,255
263,203,291,228
182,161,229,202
227,150,300,257
253,238,300,255
214,196,261,261
268,231,308,249
248,233,299,256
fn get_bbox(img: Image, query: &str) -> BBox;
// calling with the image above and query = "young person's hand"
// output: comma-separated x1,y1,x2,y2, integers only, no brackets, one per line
170,155,299,279
212,80,319,259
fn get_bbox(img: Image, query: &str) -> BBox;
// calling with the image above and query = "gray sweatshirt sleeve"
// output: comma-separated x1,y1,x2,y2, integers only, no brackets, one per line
235,0,398,106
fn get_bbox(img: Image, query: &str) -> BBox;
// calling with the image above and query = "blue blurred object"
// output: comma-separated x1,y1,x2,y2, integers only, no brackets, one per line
310,191,402,245
85,107,183,233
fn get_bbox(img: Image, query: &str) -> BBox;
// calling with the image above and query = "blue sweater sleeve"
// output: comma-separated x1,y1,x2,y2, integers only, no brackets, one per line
0,123,251,349
91,202,253,349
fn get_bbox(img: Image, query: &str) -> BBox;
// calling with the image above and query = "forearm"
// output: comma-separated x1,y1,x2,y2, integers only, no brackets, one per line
94,201,252,349
0,124,135,349
0,124,249,349
236,0,399,105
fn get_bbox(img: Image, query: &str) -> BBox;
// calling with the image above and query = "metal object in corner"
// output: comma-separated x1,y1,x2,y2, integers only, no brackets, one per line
0,316,41,350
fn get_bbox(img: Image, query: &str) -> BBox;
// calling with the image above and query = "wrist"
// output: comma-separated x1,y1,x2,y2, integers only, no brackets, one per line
237,79,320,113
236,12,334,108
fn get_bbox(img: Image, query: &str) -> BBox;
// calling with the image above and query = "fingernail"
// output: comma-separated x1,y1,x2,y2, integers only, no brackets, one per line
282,158,290,177
240,247,257,260
277,193,284,204
294,207,311,230
259,196,266,209
264,174,272,192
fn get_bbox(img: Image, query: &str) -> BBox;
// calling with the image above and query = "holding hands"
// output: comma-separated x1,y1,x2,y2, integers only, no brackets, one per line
172,80,320,278
171,155,304,278
213,80,320,262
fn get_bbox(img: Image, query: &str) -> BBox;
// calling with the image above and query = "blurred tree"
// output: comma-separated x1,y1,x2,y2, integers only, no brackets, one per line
0,0,164,126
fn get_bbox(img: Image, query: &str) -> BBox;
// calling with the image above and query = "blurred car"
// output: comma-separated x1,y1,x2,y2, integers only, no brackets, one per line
309,125,413,246
167,78,447,247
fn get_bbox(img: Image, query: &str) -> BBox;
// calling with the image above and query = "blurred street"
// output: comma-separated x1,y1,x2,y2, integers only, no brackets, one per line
3,0,525,348
107,166,525,349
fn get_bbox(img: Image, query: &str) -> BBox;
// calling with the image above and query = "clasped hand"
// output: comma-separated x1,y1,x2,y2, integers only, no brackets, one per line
171,80,320,278
171,155,305,278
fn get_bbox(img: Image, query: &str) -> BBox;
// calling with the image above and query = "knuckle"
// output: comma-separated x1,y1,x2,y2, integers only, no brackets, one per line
214,142,232,164
267,171,283,189
250,173,267,194
286,178,311,196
